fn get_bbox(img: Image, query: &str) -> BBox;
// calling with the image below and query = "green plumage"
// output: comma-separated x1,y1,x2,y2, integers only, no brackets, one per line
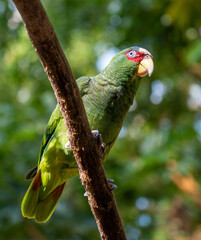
21,47,146,222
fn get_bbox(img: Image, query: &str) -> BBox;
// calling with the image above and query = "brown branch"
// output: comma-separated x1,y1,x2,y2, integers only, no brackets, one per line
12,0,127,239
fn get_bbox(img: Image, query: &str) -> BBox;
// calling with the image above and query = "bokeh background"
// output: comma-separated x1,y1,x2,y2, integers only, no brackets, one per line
1,0,201,239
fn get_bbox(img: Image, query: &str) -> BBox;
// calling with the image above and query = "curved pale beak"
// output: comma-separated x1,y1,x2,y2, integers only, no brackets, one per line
137,55,154,77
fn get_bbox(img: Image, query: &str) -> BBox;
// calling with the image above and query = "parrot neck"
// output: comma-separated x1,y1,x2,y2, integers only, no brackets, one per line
98,70,141,106
102,66,136,85
92,71,141,123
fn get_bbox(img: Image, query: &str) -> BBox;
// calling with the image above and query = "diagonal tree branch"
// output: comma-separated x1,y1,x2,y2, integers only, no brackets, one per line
12,0,127,239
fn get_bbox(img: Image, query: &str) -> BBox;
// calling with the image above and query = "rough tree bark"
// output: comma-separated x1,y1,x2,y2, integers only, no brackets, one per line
12,0,127,239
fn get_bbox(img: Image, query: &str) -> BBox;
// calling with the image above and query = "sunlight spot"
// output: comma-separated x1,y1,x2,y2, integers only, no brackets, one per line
107,1,122,14
160,14,172,26
187,84,201,110
150,80,167,105
17,87,30,104
118,126,127,138
8,0,16,11
135,197,149,210
110,14,122,27
8,10,22,30
186,28,198,41
96,47,119,72
132,114,146,128
127,226,141,240
129,99,137,112
137,213,151,227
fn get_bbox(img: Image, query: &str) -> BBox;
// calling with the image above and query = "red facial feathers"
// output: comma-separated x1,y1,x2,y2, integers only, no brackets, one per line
125,50,145,63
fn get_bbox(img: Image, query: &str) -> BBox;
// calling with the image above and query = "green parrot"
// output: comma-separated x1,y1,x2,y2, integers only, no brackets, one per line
21,46,154,223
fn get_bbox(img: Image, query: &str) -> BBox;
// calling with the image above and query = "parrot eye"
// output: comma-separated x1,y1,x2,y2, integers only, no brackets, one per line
127,50,137,58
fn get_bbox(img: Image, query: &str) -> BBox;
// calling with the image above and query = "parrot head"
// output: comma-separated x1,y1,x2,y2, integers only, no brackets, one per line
126,47,154,77
103,46,154,81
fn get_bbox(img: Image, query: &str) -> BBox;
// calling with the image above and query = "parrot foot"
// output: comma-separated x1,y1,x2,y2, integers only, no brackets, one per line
108,179,117,191
65,130,106,153
92,130,99,137
100,142,106,153
83,179,117,197
65,130,99,149
65,131,99,149
91,130,106,154
65,141,71,149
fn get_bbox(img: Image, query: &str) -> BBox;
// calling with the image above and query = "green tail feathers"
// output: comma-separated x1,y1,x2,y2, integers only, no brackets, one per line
21,170,66,223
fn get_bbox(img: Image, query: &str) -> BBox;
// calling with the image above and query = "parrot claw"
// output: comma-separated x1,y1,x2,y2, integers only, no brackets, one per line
83,179,117,197
92,130,106,154
65,141,71,149
65,130,101,149
108,179,117,191
101,142,106,153
92,130,99,138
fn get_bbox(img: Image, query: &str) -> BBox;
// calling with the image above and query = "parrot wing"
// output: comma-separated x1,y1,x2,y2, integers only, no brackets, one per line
22,76,92,221
25,104,63,180
38,104,63,165
25,76,91,180
38,76,91,165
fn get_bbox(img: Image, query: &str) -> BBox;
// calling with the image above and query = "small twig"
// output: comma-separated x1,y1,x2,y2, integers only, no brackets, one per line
13,0,127,239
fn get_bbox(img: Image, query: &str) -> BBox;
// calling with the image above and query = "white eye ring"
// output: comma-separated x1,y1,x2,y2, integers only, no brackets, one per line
128,50,136,58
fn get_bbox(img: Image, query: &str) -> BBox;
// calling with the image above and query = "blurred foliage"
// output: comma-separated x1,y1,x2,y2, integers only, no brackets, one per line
0,0,201,239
